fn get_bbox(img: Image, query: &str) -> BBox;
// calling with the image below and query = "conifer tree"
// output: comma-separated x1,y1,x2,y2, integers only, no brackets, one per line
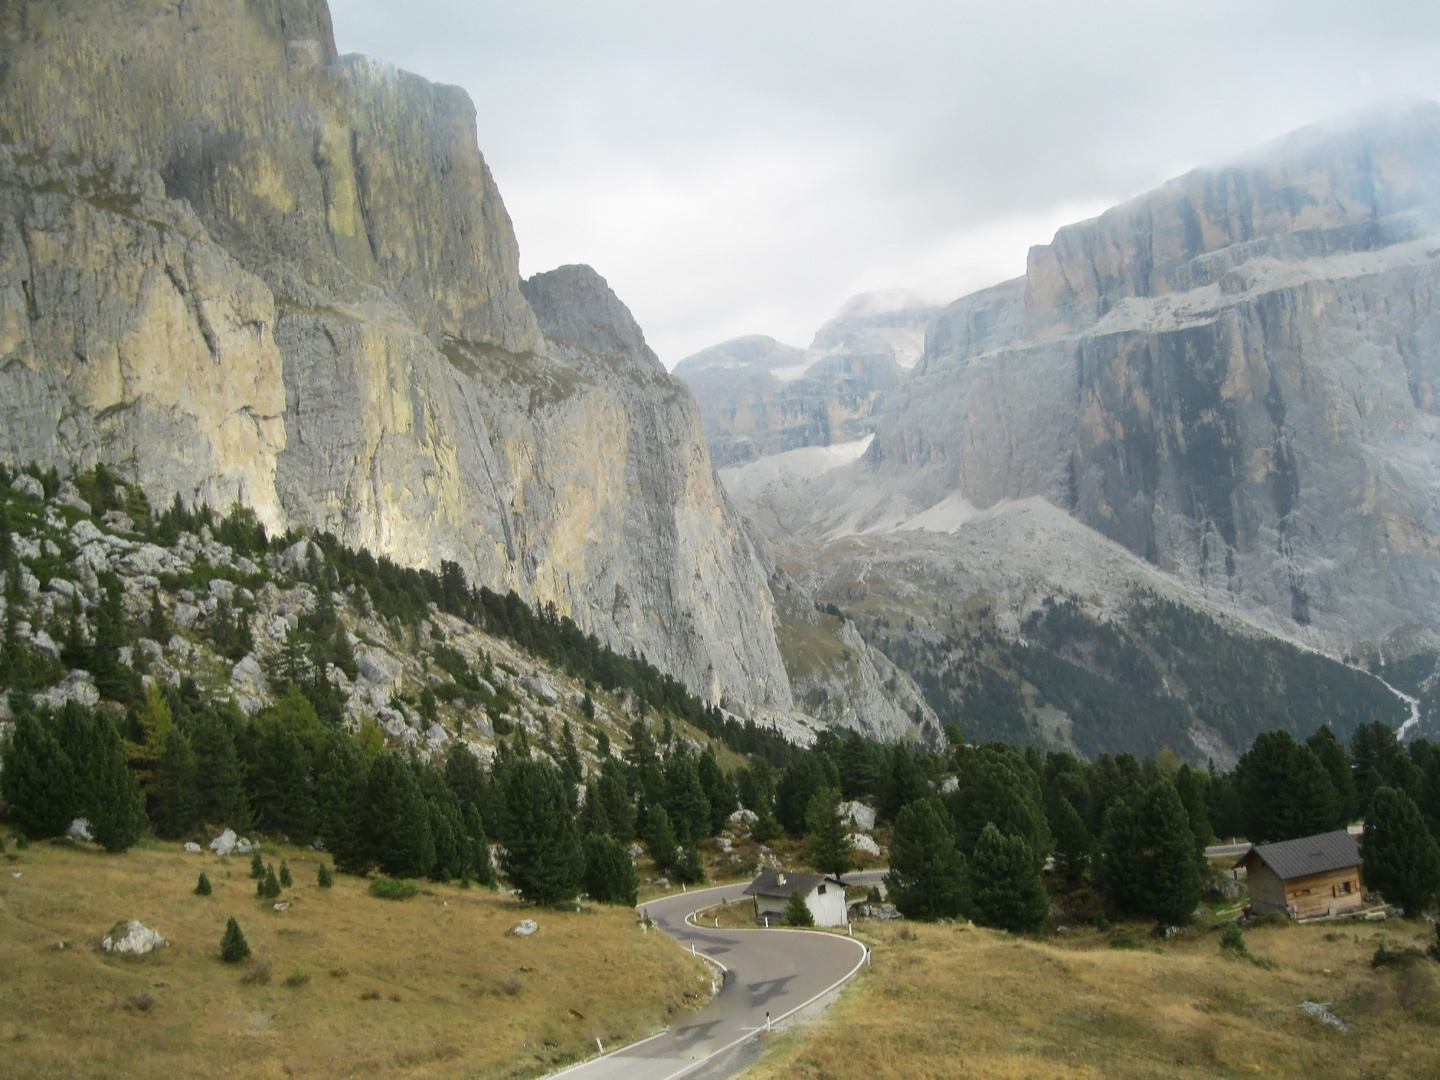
804,787,854,876
317,863,334,888
195,871,212,896
317,733,370,875
1362,785,1440,917
646,804,678,873
251,722,316,841
969,823,1048,933
258,863,281,899
583,833,639,905
90,571,135,704
1050,794,1093,884
698,745,738,835
664,744,710,845
464,804,497,888
1136,780,1203,925
443,742,488,817
279,860,293,889
0,708,77,839
597,760,636,841
784,889,815,927
560,719,583,789
220,917,250,963
424,781,466,883
365,752,434,878
497,758,583,904
1308,725,1358,826
147,591,170,643
154,725,201,839
190,711,250,830
886,798,967,920
85,712,146,852
670,844,706,885
579,781,612,838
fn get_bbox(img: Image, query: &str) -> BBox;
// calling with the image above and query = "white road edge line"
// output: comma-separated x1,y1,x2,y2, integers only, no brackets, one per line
544,881,870,1080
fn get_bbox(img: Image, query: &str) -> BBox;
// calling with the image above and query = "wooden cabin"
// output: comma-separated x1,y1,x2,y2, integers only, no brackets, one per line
1236,830,1363,919
743,869,849,927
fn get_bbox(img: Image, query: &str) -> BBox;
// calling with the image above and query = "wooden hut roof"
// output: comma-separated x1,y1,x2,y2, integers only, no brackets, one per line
1239,829,1361,882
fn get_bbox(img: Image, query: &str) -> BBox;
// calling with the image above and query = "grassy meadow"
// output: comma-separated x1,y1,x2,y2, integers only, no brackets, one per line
750,917,1440,1080
0,834,709,1079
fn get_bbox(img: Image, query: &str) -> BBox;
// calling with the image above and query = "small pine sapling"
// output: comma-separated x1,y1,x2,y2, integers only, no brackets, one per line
258,864,281,899
195,871,213,896
1220,922,1247,954
250,850,264,879
317,863,334,889
784,889,815,927
279,860,293,889
220,917,251,963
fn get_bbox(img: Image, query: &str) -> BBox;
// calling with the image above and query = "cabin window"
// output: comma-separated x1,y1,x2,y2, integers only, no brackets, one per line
818,884,827,894
1340,880,1352,895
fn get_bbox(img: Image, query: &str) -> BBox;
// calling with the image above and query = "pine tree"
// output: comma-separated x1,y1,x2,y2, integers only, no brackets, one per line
90,571,136,705
365,752,434,878
0,708,78,839
664,744,711,846
220,917,250,963
85,712,147,852
560,720,583,789
317,733,370,875
804,787,854,876
497,758,583,904
444,742,488,817
670,844,706,885
1135,780,1203,926
1050,794,1093,884
147,591,170,643
317,863,334,888
1307,725,1358,826
250,722,316,842
886,798,968,921
698,745,738,835
191,712,250,831
279,860,293,889
258,863,281,899
1362,785,1440,917
579,781,612,838
583,833,639,905
424,780,466,883
154,726,201,839
195,871,212,896
784,889,815,927
597,761,636,841
251,850,266,879
646,804,678,874
969,823,1048,933
464,804,497,888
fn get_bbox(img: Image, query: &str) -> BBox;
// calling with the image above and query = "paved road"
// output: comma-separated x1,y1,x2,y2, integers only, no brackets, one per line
549,873,882,1080
1206,842,1252,859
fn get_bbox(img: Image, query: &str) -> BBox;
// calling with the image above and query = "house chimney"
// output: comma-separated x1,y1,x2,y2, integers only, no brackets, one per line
777,873,785,885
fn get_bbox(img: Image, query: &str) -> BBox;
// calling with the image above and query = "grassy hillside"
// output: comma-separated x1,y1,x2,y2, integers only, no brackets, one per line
752,917,1440,1080
0,834,708,1079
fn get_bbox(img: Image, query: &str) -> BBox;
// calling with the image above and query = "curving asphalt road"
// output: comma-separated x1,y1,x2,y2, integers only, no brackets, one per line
548,873,883,1080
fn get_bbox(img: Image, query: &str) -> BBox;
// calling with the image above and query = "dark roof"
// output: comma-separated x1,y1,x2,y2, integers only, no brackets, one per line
743,868,831,899
1240,830,1361,881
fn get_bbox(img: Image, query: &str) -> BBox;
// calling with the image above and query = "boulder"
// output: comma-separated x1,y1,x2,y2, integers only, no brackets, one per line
838,800,877,832
101,510,135,533
41,669,99,709
512,920,538,937
29,630,60,659
524,677,558,704
280,539,316,575
101,920,168,955
357,647,403,691
171,602,200,630
729,808,759,827
208,578,236,603
183,842,202,854
66,818,93,841
54,480,91,514
848,833,882,857
230,654,269,714
11,473,43,499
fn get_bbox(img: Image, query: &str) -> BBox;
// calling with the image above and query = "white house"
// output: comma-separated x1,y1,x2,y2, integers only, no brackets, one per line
743,868,849,927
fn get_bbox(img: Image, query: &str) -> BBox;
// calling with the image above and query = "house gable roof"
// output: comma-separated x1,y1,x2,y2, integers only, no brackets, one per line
1240,829,1361,882
743,868,830,899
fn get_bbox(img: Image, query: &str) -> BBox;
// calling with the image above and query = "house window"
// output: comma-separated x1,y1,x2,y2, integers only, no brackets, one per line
817,884,827,894
1340,880,1352,895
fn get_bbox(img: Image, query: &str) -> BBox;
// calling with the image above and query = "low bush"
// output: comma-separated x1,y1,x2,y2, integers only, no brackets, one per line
1372,943,1429,969
317,863,334,889
1220,923,1247,953
283,971,311,988
368,877,418,900
241,959,273,986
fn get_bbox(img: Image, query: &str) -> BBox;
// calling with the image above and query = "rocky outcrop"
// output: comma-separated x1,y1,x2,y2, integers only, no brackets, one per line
675,295,938,467
0,0,793,710
863,105,1440,654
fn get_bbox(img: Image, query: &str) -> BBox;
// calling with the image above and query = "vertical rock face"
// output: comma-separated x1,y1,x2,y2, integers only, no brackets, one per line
869,105,1440,651
0,0,792,710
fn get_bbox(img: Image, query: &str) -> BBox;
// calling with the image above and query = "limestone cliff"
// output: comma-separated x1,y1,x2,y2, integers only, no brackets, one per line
0,0,791,711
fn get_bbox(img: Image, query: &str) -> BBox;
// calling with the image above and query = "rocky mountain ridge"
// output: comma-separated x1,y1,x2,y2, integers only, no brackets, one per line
0,0,799,717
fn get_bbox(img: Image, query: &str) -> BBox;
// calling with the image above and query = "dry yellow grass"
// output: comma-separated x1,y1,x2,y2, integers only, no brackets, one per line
0,836,709,1079
749,919,1440,1080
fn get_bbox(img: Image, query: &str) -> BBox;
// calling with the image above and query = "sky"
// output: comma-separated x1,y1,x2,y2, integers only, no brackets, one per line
328,1,1440,366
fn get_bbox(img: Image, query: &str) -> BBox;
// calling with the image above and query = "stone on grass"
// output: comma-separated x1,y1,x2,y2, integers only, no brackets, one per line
184,842,202,854
728,808,758,827
837,801,877,833
512,920,538,937
848,832,882,857
1300,1002,1348,1031
101,920,168,955
66,818,93,842
11,473,43,498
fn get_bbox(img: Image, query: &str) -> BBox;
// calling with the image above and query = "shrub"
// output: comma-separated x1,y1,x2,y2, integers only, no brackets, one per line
368,877,418,900
249,851,264,879
1219,922,1247,953
125,992,156,1012
279,860,293,889
1254,912,1291,929
241,959,273,985
784,890,815,927
220,917,250,963
317,863,334,889
195,871,212,896
257,864,281,899
283,972,311,988
1372,943,1429,969
360,989,382,1001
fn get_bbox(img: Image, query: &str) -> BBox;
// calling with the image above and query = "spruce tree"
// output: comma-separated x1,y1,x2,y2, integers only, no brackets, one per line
784,889,815,926
1135,780,1203,926
279,860,293,889
1050,795,1093,884
147,591,170,643
154,726,201,839
560,719,583,789
0,708,78,839
969,823,1048,933
317,863,334,888
579,781,612,838
195,871,212,896
804,787,854,876
1362,785,1440,917
258,864,281,899
670,844,706,886
317,733,370,875
583,833,639,905
365,752,434,878
90,571,135,704
251,850,266,879
85,712,147,852
664,745,711,846
1307,725,1358,826
946,745,1050,865
646,804,678,874
1098,796,1145,914
697,745,738,835
464,804,497,888
250,722,316,841
597,761,636,841
220,917,250,963
886,798,967,920
444,742,488,817
424,781,466,883
191,711,250,831
497,758,583,904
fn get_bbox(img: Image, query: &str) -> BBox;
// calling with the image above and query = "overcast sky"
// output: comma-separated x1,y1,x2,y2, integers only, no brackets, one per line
329,1,1440,365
